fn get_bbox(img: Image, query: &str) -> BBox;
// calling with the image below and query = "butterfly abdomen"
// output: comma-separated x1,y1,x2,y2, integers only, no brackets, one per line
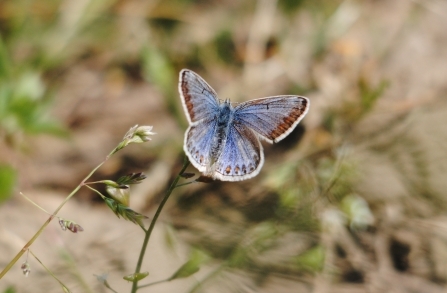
208,102,234,167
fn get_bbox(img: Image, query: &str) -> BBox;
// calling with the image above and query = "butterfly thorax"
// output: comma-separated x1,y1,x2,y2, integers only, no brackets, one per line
208,100,234,167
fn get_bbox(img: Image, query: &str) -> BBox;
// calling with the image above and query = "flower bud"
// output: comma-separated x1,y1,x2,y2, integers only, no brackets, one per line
134,125,156,142
106,185,130,207
21,261,31,277
114,125,155,153
59,218,84,233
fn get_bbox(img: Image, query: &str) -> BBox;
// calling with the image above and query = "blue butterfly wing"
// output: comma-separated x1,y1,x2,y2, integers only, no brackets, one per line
184,118,218,173
213,122,263,181
179,69,220,123
234,96,309,143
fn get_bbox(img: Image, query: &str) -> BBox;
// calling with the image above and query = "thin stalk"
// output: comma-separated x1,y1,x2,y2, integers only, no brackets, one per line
174,181,196,188
84,185,107,200
0,148,117,279
187,264,225,293
20,192,51,215
130,158,190,293
60,248,95,293
137,278,170,289
29,250,70,291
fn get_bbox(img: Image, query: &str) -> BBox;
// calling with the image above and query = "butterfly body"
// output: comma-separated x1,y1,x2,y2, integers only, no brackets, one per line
179,69,309,181
211,100,233,163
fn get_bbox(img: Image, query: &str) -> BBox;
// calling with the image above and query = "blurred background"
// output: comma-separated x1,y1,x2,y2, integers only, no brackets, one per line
1,0,447,292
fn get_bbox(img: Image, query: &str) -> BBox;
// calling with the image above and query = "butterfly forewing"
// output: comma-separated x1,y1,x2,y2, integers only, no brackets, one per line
179,69,220,123
234,96,309,143
213,122,264,181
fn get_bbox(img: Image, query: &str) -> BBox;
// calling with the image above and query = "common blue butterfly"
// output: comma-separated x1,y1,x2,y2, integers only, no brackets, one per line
179,69,309,181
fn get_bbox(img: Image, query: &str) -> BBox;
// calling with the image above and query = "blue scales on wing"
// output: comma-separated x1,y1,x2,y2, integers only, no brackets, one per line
234,96,309,143
184,118,218,173
178,69,220,123
213,122,264,181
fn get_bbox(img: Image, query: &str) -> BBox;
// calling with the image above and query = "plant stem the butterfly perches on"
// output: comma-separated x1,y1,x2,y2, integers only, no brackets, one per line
0,125,155,280
130,157,190,293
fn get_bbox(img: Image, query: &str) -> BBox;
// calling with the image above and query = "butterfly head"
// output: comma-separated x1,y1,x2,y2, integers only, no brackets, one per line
222,98,231,105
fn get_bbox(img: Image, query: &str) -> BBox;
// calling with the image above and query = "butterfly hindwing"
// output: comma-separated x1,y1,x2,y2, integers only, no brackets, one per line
179,69,220,123
234,96,309,143
184,118,217,172
213,122,264,181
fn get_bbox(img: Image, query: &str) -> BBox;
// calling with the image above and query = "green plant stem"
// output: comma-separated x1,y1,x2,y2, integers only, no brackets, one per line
84,184,107,200
174,181,196,188
29,250,69,291
0,148,117,279
60,249,95,293
20,192,51,215
130,158,190,293
187,264,225,293
137,278,170,289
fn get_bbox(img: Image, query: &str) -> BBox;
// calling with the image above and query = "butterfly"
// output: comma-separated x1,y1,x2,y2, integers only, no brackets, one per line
178,69,310,181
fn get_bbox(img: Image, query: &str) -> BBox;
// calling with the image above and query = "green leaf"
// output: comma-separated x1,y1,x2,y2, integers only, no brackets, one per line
25,120,68,137
116,173,146,186
169,250,209,280
141,45,175,95
123,271,149,282
0,35,11,79
103,197,148,227
359,78,389,114
104,197,118,212
0,165,16,203
2,286,16,293
169,260,200,280
294,245,325,272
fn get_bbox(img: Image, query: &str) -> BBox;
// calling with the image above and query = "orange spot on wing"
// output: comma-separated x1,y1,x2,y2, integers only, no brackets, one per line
235,166,240,174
